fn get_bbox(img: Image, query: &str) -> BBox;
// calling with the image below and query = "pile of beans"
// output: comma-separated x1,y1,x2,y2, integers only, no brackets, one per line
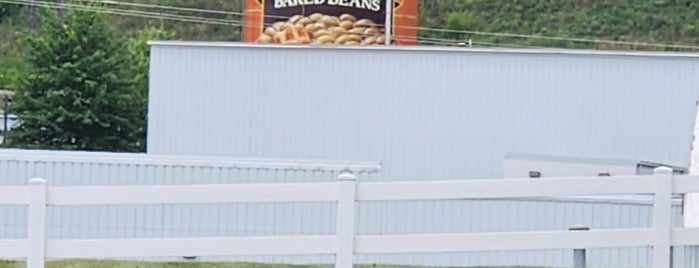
256,13,387,45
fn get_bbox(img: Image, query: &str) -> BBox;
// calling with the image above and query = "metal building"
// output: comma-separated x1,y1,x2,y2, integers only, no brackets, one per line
146,42,699,180
504,152,688,178
143,42,699,267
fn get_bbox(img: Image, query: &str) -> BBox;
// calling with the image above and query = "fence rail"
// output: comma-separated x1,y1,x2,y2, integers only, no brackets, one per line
1,167,698,268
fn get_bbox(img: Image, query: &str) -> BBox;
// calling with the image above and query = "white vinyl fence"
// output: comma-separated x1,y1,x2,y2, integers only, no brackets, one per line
1,167,698,268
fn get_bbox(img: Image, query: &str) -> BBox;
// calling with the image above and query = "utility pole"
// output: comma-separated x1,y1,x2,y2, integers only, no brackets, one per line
28,0,36,30
1,90,13,146
57,0,64,19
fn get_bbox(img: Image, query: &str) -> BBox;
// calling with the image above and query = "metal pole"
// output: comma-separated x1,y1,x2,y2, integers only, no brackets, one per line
384,0,392,45
2,94,9,145
569,224,589,268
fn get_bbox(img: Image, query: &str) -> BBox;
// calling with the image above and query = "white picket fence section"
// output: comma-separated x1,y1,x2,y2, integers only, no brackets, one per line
1,167,699,268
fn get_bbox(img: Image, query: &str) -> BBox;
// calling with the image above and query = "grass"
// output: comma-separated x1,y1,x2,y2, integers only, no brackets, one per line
0,260,547,268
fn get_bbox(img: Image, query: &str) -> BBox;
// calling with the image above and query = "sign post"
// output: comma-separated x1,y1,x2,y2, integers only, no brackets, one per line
385,0,392,45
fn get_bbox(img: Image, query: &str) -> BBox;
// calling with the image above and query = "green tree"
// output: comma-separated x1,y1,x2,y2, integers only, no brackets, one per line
0,58,27,90
105,0,242,41
0,3,21,24
443,11,473,41
9,5,142,152
125,23,174,151
415,0,699,51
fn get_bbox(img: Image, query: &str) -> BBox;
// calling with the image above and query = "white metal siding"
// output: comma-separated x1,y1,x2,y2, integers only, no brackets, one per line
142,43,699,267
147,43,699,181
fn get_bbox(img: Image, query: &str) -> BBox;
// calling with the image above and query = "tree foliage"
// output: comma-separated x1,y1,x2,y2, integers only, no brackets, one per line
8,5,142,152
125,24,175,151
0,3,18,23
0,58,27,90
105,0,242,41
416,0,699,50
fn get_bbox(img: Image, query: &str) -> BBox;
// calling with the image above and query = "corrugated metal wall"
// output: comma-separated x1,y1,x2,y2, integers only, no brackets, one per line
142,43,699,267
147,43,699,182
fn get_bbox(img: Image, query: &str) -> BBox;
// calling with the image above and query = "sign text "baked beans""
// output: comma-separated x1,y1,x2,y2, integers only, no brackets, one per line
274,0,382,12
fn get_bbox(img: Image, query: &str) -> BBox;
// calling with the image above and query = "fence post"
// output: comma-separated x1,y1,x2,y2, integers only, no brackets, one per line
27,178,47,268
335,172,357,268
652,167,673,268
569,224,589,268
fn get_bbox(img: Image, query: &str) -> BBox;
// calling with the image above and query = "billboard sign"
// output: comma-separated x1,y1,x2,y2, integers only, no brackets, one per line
243,0,417,45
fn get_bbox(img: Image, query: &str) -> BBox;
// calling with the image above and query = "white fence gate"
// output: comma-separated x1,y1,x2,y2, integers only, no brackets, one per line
1,167,698,268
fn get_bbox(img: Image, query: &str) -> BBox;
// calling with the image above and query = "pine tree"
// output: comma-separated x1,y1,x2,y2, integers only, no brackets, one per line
9,5,142,152
125,24,174,152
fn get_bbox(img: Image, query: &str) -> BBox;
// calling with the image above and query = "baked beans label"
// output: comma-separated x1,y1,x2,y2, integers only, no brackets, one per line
267,0,385,22
244,0,417,45
273,0,383,11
